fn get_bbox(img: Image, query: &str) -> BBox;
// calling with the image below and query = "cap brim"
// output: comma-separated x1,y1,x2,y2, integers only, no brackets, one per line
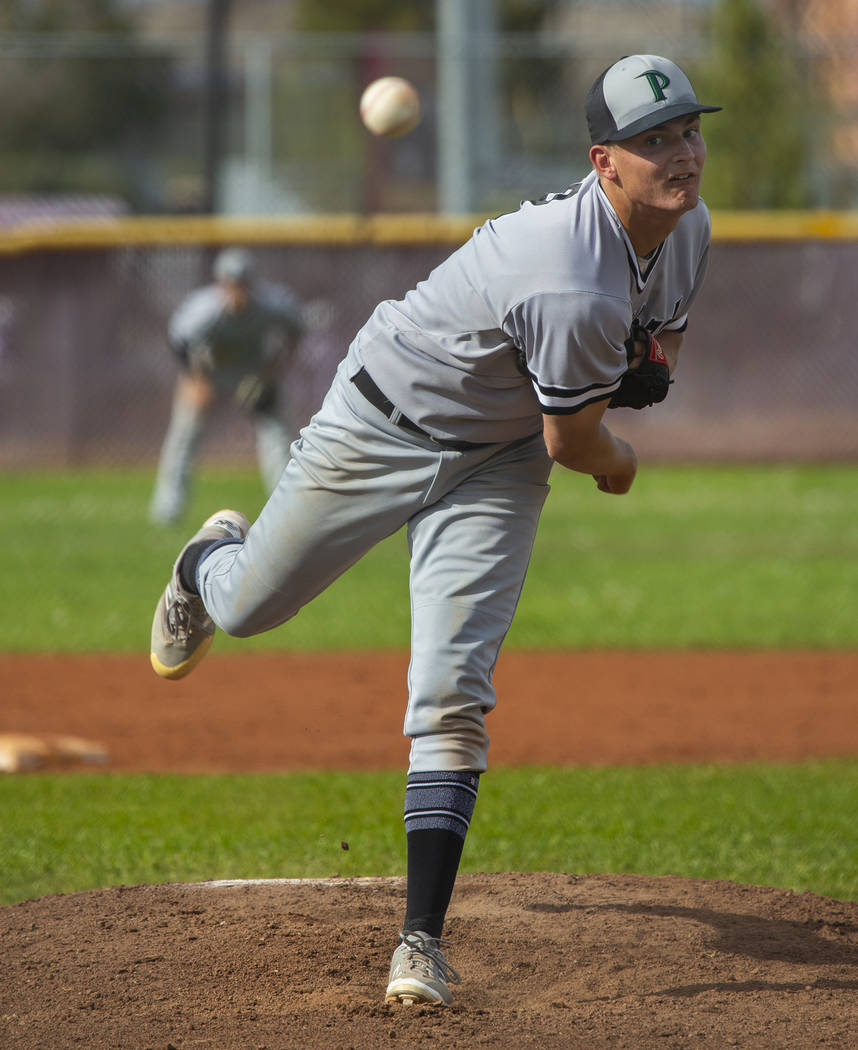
606,102,722,142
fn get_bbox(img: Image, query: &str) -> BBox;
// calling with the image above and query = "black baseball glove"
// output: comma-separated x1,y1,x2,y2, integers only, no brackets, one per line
608,321,672,410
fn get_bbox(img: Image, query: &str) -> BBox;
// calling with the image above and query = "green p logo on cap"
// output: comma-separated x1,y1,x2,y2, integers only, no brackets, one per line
636,70,671,103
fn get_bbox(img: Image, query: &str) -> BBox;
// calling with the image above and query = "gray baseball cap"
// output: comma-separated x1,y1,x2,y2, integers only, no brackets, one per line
214,247,255,284
586,54,721,145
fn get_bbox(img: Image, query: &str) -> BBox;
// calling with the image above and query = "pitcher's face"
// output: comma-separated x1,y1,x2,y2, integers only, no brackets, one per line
597,114,707,216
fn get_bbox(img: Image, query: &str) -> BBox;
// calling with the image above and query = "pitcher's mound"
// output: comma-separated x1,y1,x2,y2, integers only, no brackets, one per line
3,871,858,1049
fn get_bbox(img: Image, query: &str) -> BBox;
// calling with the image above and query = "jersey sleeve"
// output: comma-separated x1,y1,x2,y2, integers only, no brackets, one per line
506,289,631,414
660,315,688,333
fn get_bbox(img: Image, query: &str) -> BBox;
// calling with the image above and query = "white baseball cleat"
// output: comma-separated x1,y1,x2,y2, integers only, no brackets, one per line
150,509,249,680
385,930,460,1006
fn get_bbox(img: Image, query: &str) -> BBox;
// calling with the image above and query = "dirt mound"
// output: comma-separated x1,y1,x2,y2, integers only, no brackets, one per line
4,650,858,1048
3,872,858,1049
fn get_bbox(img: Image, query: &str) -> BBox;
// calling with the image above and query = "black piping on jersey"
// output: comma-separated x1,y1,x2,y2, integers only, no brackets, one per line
523,182,583,208
625,235,664,292
540,386,620,415
530,367,622,414
514,347,622,415
594,179,665,293
535,374,620,399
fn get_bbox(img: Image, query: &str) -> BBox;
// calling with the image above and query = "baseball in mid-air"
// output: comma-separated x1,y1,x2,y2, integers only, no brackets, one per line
359,76,421,138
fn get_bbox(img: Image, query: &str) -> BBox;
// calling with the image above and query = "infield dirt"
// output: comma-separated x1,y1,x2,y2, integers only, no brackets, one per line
2,649,858,1049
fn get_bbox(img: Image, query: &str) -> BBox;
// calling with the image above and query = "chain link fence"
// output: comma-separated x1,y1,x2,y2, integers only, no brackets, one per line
0,225,855,469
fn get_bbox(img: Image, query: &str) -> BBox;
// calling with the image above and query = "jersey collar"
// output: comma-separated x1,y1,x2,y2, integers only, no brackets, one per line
593,177,664,293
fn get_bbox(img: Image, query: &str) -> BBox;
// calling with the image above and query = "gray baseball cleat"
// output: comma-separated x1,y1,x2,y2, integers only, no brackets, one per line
385,930,461,1006
150,509,249,680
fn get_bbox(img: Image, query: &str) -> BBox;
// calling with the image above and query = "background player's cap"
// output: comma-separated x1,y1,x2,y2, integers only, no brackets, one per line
214,247,255,285
585,54,721,145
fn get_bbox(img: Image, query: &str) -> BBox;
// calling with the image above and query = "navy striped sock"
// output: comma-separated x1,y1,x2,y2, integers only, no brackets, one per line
177,541,212,594
403,770,480,840
402,771,481,939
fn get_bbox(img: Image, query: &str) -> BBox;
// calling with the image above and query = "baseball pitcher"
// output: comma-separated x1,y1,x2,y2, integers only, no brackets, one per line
149,56,720,1005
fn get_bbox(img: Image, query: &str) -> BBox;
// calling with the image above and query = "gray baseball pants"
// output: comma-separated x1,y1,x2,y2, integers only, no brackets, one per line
197,352,552,773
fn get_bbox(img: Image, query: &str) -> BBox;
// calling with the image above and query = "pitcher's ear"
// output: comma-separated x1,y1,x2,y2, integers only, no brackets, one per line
590,144,617,180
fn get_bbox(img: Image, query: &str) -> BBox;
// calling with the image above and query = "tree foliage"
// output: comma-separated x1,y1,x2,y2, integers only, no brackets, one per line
293,0,552,34
694,0,815,209
293,0,432,33
0,0,171,202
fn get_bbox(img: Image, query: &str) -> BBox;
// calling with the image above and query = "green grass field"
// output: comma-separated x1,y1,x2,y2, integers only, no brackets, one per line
3,462,857,651
3,762,858,908
1,464,856,907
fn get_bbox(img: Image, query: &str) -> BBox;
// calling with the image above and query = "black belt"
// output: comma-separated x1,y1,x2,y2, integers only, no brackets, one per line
351,367,491,452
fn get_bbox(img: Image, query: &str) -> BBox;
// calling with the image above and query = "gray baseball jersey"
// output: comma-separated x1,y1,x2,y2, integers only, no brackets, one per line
352,168,711,443
174,173,713,772
169,280,305,372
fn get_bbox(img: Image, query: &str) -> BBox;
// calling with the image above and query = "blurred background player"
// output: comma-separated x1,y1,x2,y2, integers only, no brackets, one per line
149,247,306,525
